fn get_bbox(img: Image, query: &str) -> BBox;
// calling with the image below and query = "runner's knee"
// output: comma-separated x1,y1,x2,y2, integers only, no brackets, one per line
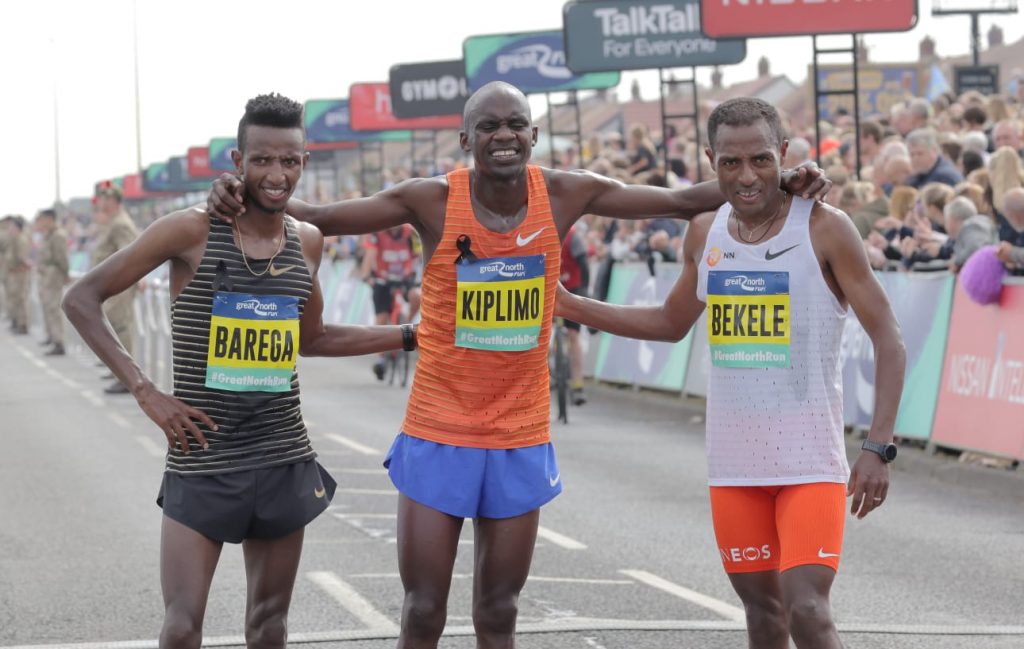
245,603,288,648
473,593,518,635
402,592,447,640
741,593,786,634
787,595,833,634
160,609,203,649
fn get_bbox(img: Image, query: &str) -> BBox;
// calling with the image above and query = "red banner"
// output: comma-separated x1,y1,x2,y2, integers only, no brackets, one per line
187,147,218,179
349,83,463,132
700,0,917,38
122,173,148,200
931,281,1024,460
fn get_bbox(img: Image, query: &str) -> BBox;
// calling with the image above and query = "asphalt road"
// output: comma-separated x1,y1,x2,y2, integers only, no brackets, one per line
1,328,1022,649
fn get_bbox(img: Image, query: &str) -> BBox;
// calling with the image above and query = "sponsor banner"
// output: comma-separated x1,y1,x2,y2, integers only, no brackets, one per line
389,59,470,119
815,64,921,121
186,146,218,179
121,173,155,200
683,311,710,397
932,280,1024,460
208,137,237,172
839,272,954,440
701,0,917,38
563,0,746,73
954,65,999,97
593,262,693,391
322,260,376,326
350,82,463,132
142,162,172,193
463,30,620,93
167,156,212,193
304,99,411,144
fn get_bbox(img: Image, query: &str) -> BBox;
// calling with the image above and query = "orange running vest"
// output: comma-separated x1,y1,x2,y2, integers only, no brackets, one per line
401,166,561,449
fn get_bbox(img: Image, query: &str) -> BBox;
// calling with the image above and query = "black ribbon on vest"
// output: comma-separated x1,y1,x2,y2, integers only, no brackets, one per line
454,235,479,266
213,260,234,292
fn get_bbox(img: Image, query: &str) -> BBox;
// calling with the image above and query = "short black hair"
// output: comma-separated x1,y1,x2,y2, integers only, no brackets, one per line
962,105,988,127
706,97,784,152
237,93,304,151
962,149,985,176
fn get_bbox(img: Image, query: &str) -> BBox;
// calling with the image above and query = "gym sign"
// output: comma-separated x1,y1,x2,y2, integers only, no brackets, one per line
564,0,746,72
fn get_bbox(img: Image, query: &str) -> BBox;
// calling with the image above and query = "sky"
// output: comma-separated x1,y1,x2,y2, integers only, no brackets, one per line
2,0,1021,218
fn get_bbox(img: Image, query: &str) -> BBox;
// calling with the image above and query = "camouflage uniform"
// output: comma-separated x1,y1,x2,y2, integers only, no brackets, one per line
38,226,70,345
92,210,139,354
5,227,31,332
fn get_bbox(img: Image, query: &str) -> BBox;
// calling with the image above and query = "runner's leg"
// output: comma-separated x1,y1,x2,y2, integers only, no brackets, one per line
159,516,223,649
242,528,305,649
472,509,539,649
396,494,463,649
780,565,841,649
727,571,789,649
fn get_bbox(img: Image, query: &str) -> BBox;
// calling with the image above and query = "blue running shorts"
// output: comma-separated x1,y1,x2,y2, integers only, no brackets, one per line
384,433,562,519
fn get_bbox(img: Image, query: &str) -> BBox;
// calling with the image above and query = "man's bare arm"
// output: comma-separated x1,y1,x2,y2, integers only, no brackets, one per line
814,204,906,519
555,215,711,340
62,209,216,451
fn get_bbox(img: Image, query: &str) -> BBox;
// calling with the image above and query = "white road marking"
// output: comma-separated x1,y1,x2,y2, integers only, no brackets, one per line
107,413,130,429
5,620,1024,648
620,569,745,622
325,433,380,456
348,573,632,585
306,571,399,633
80,390,105,408
583,637,609,649
536,526,587,550
134,436,166,458
14,345,47,369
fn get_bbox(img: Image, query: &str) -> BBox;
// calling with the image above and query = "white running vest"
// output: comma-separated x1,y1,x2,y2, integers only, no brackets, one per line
696,197,849,486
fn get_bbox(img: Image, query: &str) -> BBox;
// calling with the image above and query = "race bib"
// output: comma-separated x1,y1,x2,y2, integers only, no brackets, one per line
707,271,790,368
456,255,545,351
205,292,300,392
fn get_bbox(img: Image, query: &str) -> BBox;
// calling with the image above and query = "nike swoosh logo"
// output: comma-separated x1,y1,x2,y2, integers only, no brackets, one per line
817,548,840,558
269,264,297,277
516,228,545,247
765,244,800,261
548,473,560,487
314,487,326,499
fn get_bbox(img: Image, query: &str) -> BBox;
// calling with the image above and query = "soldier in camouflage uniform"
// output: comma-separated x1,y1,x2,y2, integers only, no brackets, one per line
35,209,69,355
92,184,139,392
4,216,31,335
0,216,9,320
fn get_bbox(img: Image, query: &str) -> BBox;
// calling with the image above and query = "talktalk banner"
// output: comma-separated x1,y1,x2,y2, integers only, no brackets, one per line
390,59,469,119
349,83,463,132
839,272,954,440
187,146,217,179
304,99,410,145
564,0,746,73
700,0,917,38
931,280,1024,461
593,262,694,391
208,137,237,172
464,30,620,93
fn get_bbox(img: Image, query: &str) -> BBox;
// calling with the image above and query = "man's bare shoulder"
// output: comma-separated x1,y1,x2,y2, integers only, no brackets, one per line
152,206,211,244
543,167,617,191
810,200,859,235
392,175,449,201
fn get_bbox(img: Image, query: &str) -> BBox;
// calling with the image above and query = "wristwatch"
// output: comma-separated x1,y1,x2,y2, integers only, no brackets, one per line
861,439,898,463
400,323,418,352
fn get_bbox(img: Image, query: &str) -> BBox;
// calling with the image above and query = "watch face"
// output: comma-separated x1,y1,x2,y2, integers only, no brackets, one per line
883,444,898,462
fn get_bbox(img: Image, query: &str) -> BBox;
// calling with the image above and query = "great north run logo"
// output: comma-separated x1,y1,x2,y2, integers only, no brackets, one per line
723,275,767,292
235,299,279,317
496,44,572,79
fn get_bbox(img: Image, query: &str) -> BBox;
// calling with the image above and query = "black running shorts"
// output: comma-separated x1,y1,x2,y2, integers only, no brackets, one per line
157,460,337,543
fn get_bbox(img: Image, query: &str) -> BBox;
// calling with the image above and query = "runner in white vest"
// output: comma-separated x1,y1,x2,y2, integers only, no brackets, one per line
556,97,906,649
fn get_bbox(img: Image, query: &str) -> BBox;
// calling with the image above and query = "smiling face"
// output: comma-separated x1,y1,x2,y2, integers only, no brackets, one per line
231,125,308,214
460,84,538,180
705,119,788,220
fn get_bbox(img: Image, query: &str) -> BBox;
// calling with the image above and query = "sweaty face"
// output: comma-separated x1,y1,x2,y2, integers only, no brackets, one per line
706,120,787,220
461,91,537,179
233,125,307,213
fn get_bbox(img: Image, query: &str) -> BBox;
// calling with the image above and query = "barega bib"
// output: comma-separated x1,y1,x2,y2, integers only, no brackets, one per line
206,292,299,392
707,270,791,368
455,255,545,351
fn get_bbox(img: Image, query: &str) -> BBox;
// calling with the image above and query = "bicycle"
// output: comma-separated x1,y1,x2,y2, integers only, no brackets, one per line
550,316,570,424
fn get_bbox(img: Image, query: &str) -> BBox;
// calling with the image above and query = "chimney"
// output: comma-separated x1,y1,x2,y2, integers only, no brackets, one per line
988,24,1004,48
630,78,642,101
758,56,770,78
711,66,723,90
